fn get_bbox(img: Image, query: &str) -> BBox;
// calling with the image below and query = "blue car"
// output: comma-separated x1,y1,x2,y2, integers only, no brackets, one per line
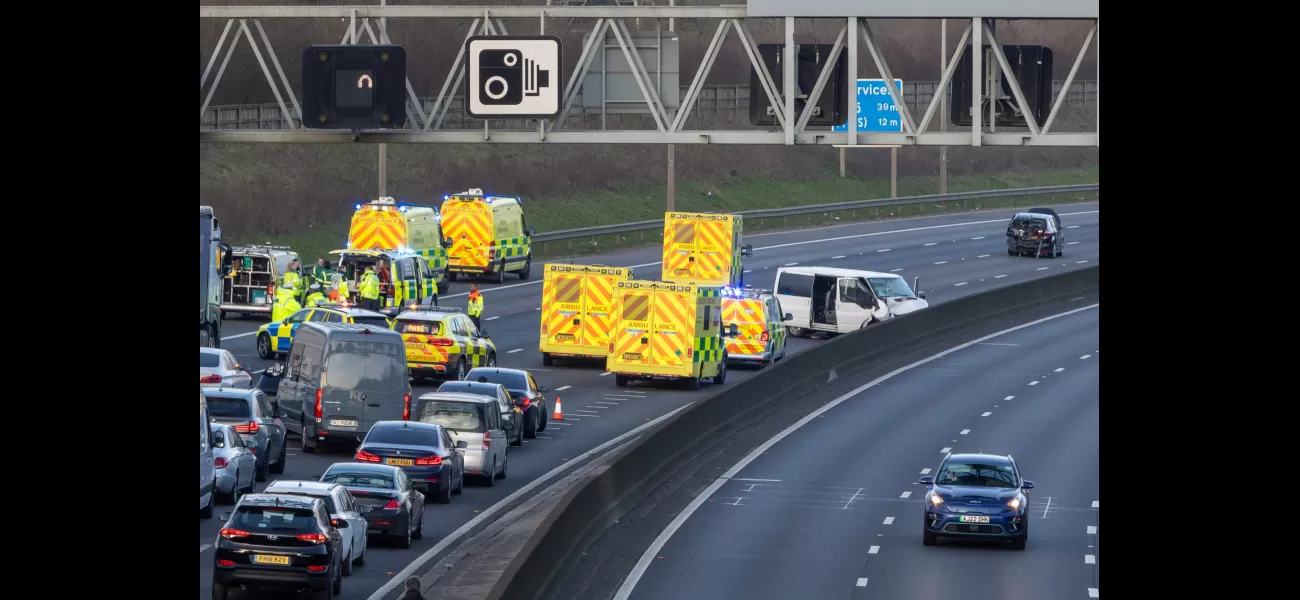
917,453,1035,549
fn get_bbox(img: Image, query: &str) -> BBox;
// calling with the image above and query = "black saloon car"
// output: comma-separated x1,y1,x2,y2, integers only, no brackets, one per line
318,462,427,548
464,367,550,437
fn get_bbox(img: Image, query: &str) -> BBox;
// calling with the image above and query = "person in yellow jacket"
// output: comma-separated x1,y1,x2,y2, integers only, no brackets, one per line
467,284,484,330
305,283,327,308
358,266,382,311
270,285,300,322
282,260,303,297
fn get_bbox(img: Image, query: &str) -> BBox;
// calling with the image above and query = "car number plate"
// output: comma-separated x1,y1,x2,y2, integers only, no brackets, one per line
959,515,990,523
252,554,291,565
387,458,414,467
329,419,358,428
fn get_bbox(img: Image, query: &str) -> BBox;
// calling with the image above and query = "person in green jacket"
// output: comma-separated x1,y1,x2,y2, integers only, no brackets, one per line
310,257,329,289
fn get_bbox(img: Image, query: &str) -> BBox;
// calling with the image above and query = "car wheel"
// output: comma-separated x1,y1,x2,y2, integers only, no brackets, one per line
438,479,453,504
492,261,506,283
455,359,467,381
923,531,937,546
270,441,287,474
398,521,413,549
1011,536,1027,550
787,326,806,338
485,459,497,486
413,512,425,539
510,425,523,447
301,429,317,454
331,565,343,595
538,407,547,432
255,457,270,482
211,582,229,600
542,352,554,366
683,377,701,391
200,490,214,519
448,271,458,282
498,455,507,479
257,333,274,359
454,468,464,494
524,408,538,439
713,359,727,384
519,257,531,280
1007,248,1017,256
486,353,497,368
615,374,629,387
342,546,354,576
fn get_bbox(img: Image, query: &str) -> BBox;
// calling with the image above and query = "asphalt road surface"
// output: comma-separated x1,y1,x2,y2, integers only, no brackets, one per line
199,202,1099,600
610,306,1100,600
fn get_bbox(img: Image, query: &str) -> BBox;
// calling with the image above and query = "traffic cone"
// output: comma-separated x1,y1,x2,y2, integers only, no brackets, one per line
552,397,563,420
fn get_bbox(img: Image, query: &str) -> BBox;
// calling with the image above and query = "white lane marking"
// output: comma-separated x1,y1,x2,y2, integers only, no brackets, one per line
1080,355,1091,360
1068,225,1080,229
1029,380,1040,386
831,255,846,259
1067,241,1080,245
593,402,619,406
890,268,904,272
868,545,880,554
934,260,948,265
1036,266,1049,271
1054,367,1064,372
225,331,258,340
994,274,1007,278
599,372,612,376
366,402,696,600
877,248,891,252
899,491,912,499
743,269,753,274
959,429,971,435
1088,589,1099,598
507,349,523,354
971,236,985,240
845,487,863,509
536,307,541,310
920,468,932,475
856,578,869,587
953,282,968,287
485,316,501,321
555,385,572,391
1041,497,1053,518
1087,526,1097,534
611,303,1101,600
940,447,951,453
1075,260,1089,264
981,412,992,417
1004,396,1015,401
731,478,782,482
883,516,895,525
1085,555,1096,564
1092,500,1099,508
784,262,800,266
548,422,572,426
924,242,937,246
977,254,990,258
200,544,211,553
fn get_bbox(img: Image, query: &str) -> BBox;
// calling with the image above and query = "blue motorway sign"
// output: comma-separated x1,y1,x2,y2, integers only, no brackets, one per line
832,78,903,133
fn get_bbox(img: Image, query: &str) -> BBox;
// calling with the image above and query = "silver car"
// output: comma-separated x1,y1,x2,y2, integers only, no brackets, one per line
203,388,288,481
412,393,512,485
210,423,257,503
201,347,252,389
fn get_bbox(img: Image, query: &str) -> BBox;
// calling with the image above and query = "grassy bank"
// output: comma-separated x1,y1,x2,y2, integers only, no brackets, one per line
229,166,1098,263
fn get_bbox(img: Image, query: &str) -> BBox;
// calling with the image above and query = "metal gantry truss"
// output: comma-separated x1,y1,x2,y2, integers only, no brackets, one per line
198,5,1098,146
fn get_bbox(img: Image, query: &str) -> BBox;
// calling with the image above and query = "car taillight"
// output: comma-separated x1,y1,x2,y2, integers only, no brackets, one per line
201,374,222,384
297,533,329,544
383,499,401,509
220,528,250,540
1040,231,1053,237
415,455,442,466
306,565,327,573
483,431,491,449
234,421,259,434
761,331,769,342
520,397,531,408
217,559,236,567
431,338,454,346
314,389,323,419
214,457,228,468
403,393,410,421
356,450,381,463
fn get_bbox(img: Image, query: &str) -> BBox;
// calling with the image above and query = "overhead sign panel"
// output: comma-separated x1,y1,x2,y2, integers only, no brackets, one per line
465,35,563,119
744,0,1098,19
832,79,904,133
301,44,407,130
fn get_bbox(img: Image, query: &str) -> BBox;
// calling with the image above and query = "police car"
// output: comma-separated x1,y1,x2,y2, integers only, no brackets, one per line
256,303,393,359
391,307,497,381
720,286,791,368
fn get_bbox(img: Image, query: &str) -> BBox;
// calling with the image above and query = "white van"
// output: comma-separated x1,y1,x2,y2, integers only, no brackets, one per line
200,388,216,518
774,266,929,336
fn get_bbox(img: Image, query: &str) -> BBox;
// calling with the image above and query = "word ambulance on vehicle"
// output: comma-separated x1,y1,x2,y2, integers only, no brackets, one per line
348,197,451,294
720,286,792,368
606,280,737,390
329,248,440,317
220,244,300,318
661,212,753,287
440,189,534,283
539,264,634,366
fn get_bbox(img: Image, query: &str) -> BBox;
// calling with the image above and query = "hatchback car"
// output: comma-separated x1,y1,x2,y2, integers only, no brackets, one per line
212,494,343,600
465,367,550,438
917,453,1035,549
318,462,427,549
262,480,371,573
354,421,467,505
201,347,252,389
203,388,289,480
413,392,513,484
436,380,524,446
211,423,257,504
1006,211,1065,258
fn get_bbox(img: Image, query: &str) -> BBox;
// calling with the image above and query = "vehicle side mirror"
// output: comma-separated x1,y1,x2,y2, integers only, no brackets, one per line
456,440,469,449
527,226,536,237
539,386,549,393
741,244,754,257
218,512,232,521
309,475,320,481
479,329,490,338
783,313,793,321
359,505,374,514
728,323,739,337
442,238,454,248
917,475,934,485
331,518,349,529
1021,481,1035,490
918,292,927,299
503,420,515,430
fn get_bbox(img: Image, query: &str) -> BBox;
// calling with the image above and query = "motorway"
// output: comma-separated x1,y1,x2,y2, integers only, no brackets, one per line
199,201,1099,600
608,306,1100,600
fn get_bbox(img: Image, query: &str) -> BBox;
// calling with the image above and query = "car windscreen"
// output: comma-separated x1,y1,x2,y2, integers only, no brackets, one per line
397,319,445,335
418,401,487,433
867,277,915,299
320,471,396,489
468,371,528,392
365,426,442,448
206,397,251,419
231,507,317,532
200,352,221,368
934,462,1019,488
351,317,392,329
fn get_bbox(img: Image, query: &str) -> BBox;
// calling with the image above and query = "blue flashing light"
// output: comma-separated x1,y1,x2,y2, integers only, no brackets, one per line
345,241,351,248
355,203,362,210
399,206,409,213
443,195,450,201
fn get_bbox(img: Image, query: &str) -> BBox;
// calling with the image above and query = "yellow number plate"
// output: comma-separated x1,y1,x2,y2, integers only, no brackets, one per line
387,458,414,467
252,555,291,565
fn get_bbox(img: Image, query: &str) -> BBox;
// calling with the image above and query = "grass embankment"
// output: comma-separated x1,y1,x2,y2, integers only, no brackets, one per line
230,166,1099,263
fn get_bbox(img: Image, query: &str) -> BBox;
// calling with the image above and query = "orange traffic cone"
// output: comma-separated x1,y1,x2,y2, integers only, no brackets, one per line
552,397,563,420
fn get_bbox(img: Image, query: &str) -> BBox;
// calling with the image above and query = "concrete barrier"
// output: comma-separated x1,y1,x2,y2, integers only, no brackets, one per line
490,266,1100,600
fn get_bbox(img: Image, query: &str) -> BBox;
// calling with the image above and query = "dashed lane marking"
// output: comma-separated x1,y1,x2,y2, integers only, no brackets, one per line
899,491,912,499
890,268,904,272
940,447,951,453
1088,589,1099,598
731,478,783,482
831,255,846,259
485,316,500,321
994,274,1007,279
200,544,211,553
883,516,895,525
934,260,948,265
953,282,968,287
507,349,523,354
877,248,891,252
784,262,800,266
1054,367,1064,372
981,412,992,417
1068,225,1080,229
1036,266,1049,271
868,545,880,554
959,429,971,435
1029,380,1040,386
856,578,869,587
924,242,937,246
1091,500,1099,508
1004,396,1015,401
743,270,753,274
555,385,572,391
920,468,931,475
1085,554,1096,564
977,254,991,258
971,236,985,240
1067,241,1080,245
548,422,571,426
1080,355,1091,360
1076,260,1089,264
599,372,612,377
1087,526,1097,534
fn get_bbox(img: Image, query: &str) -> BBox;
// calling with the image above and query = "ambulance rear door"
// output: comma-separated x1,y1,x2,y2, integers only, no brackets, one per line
649,285,694,373
543,268,587,349
611,284,655,371
349,206,409,250
723,297,767,355
441,198,492,270
582,267,626,351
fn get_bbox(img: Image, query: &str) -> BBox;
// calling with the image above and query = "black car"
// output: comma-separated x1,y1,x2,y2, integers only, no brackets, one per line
465,367,550,438
1006,211,1064,258
354,421,467,505
318,462,427,547
212,494,344,600
436,380,525,446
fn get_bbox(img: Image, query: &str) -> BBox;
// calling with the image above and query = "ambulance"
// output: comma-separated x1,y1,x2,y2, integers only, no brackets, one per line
440,189,534,283
720,286,793,368
328,248,440,318
539,264,635,366
606,280,738,390
661,212,754,287
348,197,451,294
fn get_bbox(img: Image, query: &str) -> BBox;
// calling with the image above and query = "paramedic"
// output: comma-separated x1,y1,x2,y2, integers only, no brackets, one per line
305,283,326,308
467,285,484,330
282,259,302,295
271,285,299,322
310,257,329,288
359,266,382,311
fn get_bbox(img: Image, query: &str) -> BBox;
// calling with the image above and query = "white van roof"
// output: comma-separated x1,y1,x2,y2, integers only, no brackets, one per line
776,266,901,279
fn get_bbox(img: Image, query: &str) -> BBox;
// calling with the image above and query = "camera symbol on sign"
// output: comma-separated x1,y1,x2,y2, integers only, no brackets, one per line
478,49,551,106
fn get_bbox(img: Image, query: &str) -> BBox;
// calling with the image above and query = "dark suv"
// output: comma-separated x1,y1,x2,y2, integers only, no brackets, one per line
212,493,344,600
1006,209,1064,258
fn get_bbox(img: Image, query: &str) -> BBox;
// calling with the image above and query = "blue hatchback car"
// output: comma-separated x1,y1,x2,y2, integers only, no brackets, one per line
354,421,467,505
917,453,1035,549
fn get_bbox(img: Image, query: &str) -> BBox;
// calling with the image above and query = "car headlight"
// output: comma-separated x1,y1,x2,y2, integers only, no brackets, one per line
1007,496,1022,510
929,493,944,506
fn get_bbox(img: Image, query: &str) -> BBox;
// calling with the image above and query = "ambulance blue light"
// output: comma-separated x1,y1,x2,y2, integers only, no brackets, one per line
399,206,408,212
355,203,362,210
443,195,450,201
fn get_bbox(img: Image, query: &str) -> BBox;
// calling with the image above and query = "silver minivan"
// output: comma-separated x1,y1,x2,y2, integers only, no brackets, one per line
412,392,513,485
278,322,413,453
201,389,216,519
